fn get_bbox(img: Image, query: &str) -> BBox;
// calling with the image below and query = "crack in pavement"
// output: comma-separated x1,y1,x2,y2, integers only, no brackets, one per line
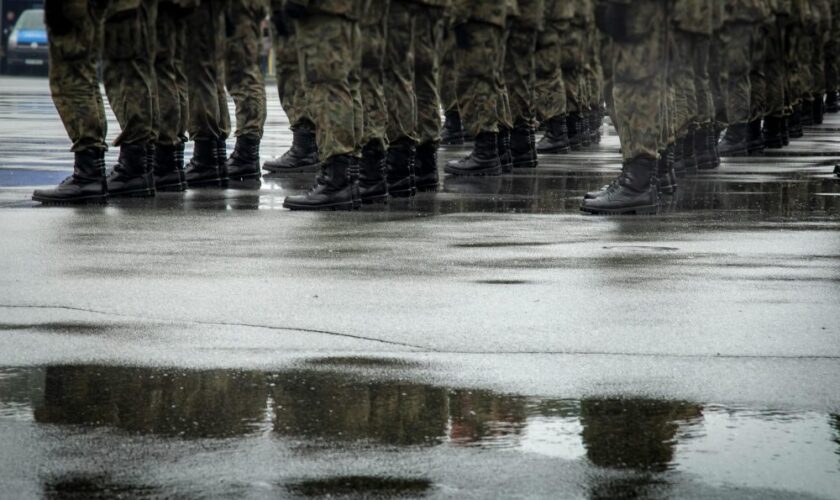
0,304,433,351
1,304,839,360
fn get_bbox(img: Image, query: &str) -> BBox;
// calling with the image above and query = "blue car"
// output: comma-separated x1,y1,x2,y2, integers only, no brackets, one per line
6,9,48,74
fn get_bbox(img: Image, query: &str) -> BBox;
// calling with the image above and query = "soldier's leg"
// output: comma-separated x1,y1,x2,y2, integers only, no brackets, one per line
444,21,505,176
358,1,389,204
763,15,787,148
585,22,604,144
504,20,539,168
693,33,719,169
719,21,752,157
748,21,767,153
670,28,698,175
225,0,267,180
414,4,445,190
581,0,665,215
534,20,571,153
826,0,840,112
282,12,359,211
153,1,189,191
264,7,319,172
383,0,418,197
102,0,158,197
33,0,108,204
440,24,465,145
560,19,586,149
184,0,229,186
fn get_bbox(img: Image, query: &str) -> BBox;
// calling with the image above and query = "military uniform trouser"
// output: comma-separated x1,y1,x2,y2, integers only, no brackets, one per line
440,26,459,114
721,21,753,126
608,0,667,162
693,34,714,128
46,0,156,152
763,17,786,118
709,28,728,128
583,23,603,112
828,0,840,92
360,2,389,150
786,23,807,107
226,0,267,140
156,1,189,146
561,20,586,114
750,21,767,122
504,20,538,127
534,20,567,121
186,0,230,142
670,29,698,139
272,10,311,130
454,21,506,137
294,13,357,160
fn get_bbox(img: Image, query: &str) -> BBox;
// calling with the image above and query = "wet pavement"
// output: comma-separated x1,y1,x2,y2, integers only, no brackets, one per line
1,75,839,498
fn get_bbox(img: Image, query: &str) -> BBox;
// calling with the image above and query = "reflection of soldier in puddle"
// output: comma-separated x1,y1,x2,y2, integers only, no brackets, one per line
34,366,266,438
270,373,448,446
448,390,528,445
579,398,702,499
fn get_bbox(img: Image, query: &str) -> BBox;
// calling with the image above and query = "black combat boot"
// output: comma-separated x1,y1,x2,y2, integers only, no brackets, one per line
154,143,186,191
567,112,584,150
813,96,825,124
444,131,501,176
579,113,592,148
107,143,155,197
282,154,359,210
672,136,687,177
441,110,466,145
762,116,785,149
536,115,571,154
510,125,538,169
801,99,814,126
32,149,107,204
706,125,721,169
216,139,229,183
747,119,764,155
580,157,659,215
226,135,262,180
826,91,840,113
386,138,416,198
589,110,602,144
185,139,224,187
683,130,698,175
834,164,840,177
658,145,677,195
718,123,750,157
781,116,791,145
498,126,513,173
415,141,440,192
788,106,804,139
694,126,715,170
359,141,388,204
263,127,320,173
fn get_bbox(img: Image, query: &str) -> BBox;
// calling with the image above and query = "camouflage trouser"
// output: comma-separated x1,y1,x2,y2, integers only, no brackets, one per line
561,19,586,114
504,21,537,127
454,21,506,136
496,25,513,130
812,0,832,97
46,0,156,152
750,21,767,122
786,21,807,107
185,0,230,141
534,17,567,121
295,13,357,160
764,16,786,118
828,0,840,93
350,22,364,154
721,21,753,126
226,0,267,140
709,28,728,127
670,29,698,138
693,35,714,128
384,0,417,143
583,21,602,111
440,24,459,114
415,5,445,144
360,0,389,150
609,0,667,161
156,1,190,146
271,8,311,130
601,34,615,126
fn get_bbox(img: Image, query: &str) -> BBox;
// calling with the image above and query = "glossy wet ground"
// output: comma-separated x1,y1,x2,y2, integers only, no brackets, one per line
0,76,839,498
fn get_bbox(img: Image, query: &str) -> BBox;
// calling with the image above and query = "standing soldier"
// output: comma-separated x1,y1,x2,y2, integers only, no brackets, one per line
444,1,509,176
281,0,361,210
263,1,320,173
34,0,157,204
581,0,668,215
562,0,591,150
440,15,467,145
762,0,791,149
826,0,840,112
504,0,543,169
535,0,571,154
224,0,269,180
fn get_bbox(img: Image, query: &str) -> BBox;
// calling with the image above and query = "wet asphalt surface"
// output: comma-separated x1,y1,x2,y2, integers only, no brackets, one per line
0,75,839,498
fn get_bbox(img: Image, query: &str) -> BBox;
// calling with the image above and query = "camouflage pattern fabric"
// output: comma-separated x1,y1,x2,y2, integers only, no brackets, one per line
185,0,231,141
294,12,358,159
604,0,668,161
226,0,268,140
504,18,539,126
827,0,840,93
764,10,787,118
439,23,460,114
669,29,699,137
581,0,602,112
156,0,191,146
414,4,446,144
384,0,418,143
810,0,832,97
534,0,567,121
270,3,313,131
719,20,753,125
561,0,587,114
349,21,364,153
750,19,767,122
360,0,389,150
454,21,506,136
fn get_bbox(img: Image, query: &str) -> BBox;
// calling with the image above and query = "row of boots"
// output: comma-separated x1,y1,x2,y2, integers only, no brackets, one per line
33,137,262,204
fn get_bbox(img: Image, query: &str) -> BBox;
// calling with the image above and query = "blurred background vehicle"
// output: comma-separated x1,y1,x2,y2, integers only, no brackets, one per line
4,7,47,75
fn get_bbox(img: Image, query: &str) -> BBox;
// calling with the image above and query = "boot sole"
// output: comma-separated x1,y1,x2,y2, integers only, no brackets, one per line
32,194,108,205
156,182,187,192
263,162,321,174
444,166,501,177
108,188,155,198
227,171,263,181
536,146,571,154
283,200,355,211
187,178,225,188
580,204,659,216
512,160,538,169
